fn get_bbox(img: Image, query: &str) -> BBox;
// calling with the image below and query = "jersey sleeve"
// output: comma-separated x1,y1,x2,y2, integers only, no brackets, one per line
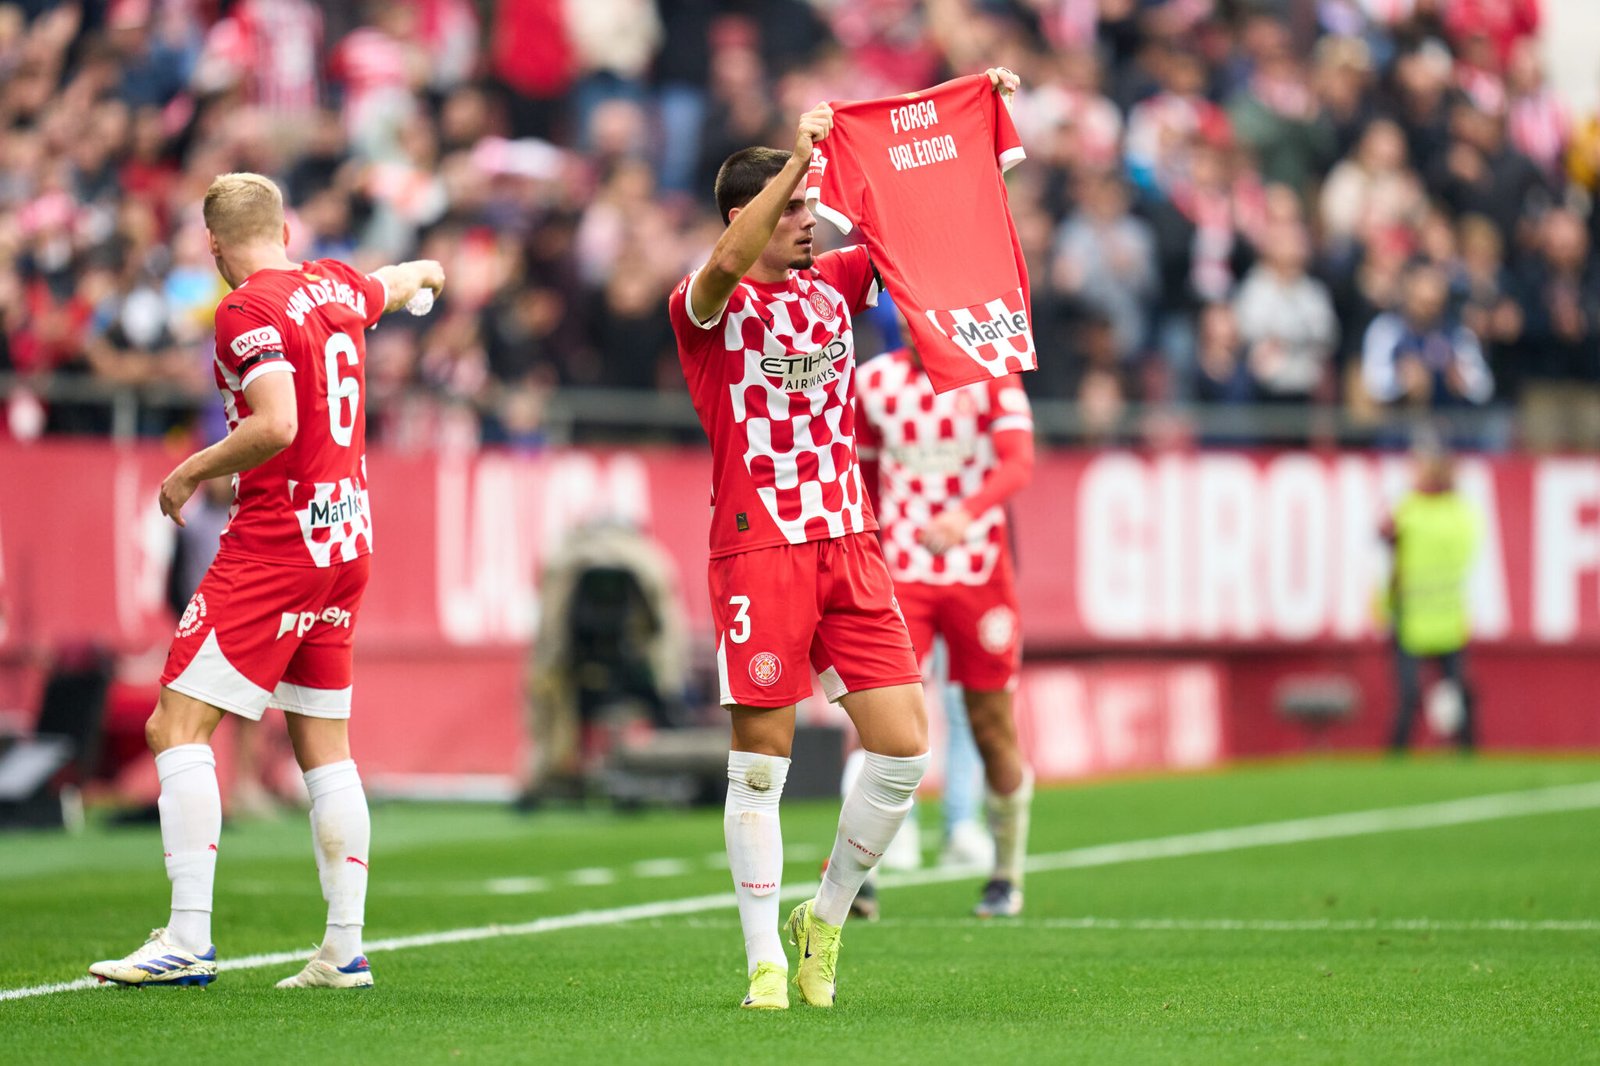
359,270,386,328
805,141,858,235
668,270,740,356
814,245,879,317
214,296,293,390
987,374,1033,434
990,81,1026,172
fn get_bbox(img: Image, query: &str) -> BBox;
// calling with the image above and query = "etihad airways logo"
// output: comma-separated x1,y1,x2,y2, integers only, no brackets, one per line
759,337,847,392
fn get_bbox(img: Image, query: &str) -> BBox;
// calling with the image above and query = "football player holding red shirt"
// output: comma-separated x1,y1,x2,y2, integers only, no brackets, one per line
667,69,1018,1012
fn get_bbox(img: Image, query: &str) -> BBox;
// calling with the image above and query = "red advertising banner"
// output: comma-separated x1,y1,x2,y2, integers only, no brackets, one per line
6,443,1600,654
4,442,1599,784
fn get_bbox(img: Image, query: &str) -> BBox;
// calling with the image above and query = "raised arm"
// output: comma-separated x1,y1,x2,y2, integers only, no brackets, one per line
372,259,446,315
688,104,833,324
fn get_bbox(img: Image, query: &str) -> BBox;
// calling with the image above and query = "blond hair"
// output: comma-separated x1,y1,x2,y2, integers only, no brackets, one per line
202,172,285,247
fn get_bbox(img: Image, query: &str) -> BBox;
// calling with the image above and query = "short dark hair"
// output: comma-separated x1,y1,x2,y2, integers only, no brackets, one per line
714,147,791,224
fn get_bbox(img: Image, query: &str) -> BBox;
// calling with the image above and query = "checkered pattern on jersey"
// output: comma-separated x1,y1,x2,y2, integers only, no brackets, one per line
859,354,1031,585
724,278,871,544
924,287,1036,379
287,467,372,567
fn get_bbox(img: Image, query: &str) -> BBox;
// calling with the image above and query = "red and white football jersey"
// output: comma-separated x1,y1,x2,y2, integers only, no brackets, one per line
211,258,384,567
856,349,1033,585
806,74,1035,393
668,245,880,559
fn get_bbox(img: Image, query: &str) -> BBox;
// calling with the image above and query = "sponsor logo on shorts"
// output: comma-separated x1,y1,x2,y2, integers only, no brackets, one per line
978,605,1018,655
808,290,836,321
176,593,207,638
749,651,782,688
277,605,354,640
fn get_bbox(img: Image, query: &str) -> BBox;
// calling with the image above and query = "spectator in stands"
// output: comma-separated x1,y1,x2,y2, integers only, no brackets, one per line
1053,168,1157,366
1515,208,1600,452
1234,219,1339,404
1319,118,1425,262
1426,99,1549,246
1454,214,1523,398
1194,301,1252,406
1225,20,1336,198
1361,262,1494,413
1504,39,1568,185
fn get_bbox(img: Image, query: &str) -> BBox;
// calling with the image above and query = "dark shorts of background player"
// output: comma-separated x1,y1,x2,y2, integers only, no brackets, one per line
709,531,922,708
895,551,1022,692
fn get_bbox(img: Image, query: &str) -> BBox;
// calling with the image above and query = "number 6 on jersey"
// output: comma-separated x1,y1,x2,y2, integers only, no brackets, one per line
325,332,359,447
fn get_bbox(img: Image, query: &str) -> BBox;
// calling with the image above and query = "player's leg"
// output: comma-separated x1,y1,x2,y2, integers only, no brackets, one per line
963,688,1032,917
789,534,927,1006
727,704,796,1008
711,545,817,1008
90,558,292,986
937,635,992,869
941,575,1030,917
1441,650,1476,751
272,557,374,989
88,688,230,986
1388,643,1422,753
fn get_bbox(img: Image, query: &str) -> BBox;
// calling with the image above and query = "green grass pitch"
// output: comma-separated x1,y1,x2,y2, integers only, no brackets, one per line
3,757,1598,1064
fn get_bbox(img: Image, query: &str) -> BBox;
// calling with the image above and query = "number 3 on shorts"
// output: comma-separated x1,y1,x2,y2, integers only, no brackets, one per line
728,595,751,644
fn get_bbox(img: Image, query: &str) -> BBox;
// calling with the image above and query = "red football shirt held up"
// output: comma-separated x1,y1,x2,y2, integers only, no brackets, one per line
805,74,1036,393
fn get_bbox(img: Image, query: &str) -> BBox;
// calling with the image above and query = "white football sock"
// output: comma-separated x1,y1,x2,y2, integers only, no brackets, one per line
725,751,790,973
815,751,929,925
987,766,1034,885
841,747,921,878
155,743,221,953
303,759,370,963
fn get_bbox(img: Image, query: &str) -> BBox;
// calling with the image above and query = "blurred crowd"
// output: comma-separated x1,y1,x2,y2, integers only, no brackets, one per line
1,0,1598,449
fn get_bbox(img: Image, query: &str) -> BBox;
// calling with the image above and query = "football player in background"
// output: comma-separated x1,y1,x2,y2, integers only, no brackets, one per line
854,319,1036,918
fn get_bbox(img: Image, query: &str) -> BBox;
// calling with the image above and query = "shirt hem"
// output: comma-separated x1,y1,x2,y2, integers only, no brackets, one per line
706,521,879,561
214,541,373,568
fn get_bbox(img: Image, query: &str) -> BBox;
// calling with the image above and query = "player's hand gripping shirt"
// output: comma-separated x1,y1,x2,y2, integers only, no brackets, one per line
211,258,384,567
805,74,1036,393
856,349,1033,585
668,246,880,558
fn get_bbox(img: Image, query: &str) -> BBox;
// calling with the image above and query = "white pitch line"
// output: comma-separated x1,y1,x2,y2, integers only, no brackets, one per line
485,876,550,896
873,917,1600,933
665,916,1600,933
631,858,693,878
5,780,1598,1004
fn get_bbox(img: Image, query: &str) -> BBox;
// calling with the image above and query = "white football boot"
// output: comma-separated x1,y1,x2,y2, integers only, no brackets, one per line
89,928,217,987
276,953,374,989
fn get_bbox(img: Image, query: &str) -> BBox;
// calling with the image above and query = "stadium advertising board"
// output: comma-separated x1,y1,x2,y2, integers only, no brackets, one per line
4,443,1600,652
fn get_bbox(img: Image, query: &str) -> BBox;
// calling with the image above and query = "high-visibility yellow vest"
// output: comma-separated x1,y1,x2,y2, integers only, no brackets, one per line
1392,490,1480,656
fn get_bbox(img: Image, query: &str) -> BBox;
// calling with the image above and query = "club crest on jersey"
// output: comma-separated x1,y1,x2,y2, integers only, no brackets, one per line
808,290,836,321
978,606,1018,655
176,593,208,639
749,652,782,687
759,337,847,392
